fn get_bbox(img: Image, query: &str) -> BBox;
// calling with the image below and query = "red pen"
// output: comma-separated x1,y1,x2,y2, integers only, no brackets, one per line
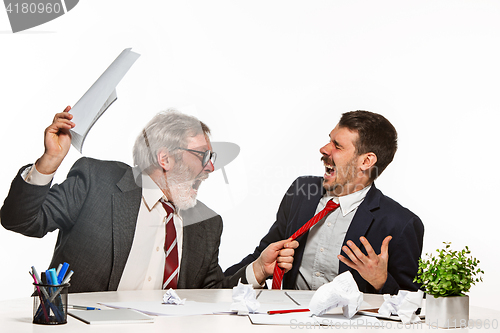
268,308,310,315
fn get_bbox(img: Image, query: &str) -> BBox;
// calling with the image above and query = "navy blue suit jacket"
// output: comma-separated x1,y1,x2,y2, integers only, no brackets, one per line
225,176,424,294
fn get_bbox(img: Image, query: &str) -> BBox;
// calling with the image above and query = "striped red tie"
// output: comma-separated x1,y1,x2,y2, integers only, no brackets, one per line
160,199,178,290
271,199,340,289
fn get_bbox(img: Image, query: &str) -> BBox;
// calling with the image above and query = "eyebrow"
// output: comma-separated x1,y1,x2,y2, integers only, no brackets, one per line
330,135,343,148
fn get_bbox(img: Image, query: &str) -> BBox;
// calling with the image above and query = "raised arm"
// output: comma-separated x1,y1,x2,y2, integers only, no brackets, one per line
35,106,75,175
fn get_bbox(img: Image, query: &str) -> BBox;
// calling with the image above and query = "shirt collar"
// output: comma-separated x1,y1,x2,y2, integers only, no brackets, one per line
324,185,372,217
141,173,165,211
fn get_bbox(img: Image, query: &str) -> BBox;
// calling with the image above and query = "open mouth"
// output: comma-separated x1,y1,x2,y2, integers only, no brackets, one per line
324,162,336,178
192,178,205,191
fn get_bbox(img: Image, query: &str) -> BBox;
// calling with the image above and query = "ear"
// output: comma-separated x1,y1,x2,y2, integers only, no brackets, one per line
359,152,377,171
157,149,174,172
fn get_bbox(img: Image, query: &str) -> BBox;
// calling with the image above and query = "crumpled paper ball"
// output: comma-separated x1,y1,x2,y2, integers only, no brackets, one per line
162,288,186,305
230,280,260,315
378,290,423,324
308,271,363,319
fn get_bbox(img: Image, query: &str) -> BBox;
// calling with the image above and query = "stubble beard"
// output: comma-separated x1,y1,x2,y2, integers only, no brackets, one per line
322,156,358,196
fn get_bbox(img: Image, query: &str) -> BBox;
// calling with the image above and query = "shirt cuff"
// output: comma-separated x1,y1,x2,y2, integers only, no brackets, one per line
245,262,265,289
21,164,54,186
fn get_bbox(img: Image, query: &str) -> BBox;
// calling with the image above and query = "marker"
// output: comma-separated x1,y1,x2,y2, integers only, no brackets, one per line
50,268,59,285
268,308,310,315
68,305,101,310
31,266,42,285
31,266,50,299
48,271,74,303
61,270,74,284
29,272,50,322
57,263,70,284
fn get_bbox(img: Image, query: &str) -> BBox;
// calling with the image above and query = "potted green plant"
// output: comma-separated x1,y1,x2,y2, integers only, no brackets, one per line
415,242,484,328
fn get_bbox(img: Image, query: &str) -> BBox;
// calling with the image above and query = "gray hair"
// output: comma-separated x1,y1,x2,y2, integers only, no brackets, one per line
133,109,210,171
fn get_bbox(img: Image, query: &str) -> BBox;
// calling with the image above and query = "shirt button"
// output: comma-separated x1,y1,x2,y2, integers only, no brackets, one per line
148,276,152,282
320,248,324,252
156,246,160,252
327,222,332,227
315,272,321,277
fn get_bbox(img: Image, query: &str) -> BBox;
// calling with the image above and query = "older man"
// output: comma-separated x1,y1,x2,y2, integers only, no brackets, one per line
226,110,424,294
1,107,296,292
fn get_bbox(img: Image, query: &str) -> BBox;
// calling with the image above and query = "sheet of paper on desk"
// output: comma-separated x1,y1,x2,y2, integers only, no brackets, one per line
257,290,303,304
285,290,375,313
284,290,316,305
249,313,380,326
100,301,232,317
68,308,154,325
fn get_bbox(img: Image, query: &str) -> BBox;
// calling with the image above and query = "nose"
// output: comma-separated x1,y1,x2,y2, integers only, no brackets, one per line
320,142,331,157
204,160,215,173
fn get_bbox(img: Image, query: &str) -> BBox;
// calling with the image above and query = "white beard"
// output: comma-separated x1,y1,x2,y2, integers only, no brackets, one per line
169,180,197,210
166,163,203,211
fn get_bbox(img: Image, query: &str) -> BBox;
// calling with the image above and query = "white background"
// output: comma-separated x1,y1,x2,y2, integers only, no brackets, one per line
1,0,499,310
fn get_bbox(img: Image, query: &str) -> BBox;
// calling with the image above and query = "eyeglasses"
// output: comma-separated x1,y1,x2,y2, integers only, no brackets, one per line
174,147,217,168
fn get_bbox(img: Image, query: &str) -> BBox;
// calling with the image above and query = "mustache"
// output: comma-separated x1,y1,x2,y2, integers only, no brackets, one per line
321,156,335,166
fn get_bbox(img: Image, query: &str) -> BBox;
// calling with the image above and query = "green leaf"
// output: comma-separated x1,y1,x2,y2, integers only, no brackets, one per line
416,242,483,296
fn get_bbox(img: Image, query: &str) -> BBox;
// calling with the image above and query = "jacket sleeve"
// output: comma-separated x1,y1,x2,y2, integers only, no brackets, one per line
1,160,91,237
196,216,248,288
380,215,424,294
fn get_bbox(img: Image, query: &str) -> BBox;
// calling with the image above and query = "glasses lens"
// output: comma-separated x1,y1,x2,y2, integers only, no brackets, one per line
202,151,216,167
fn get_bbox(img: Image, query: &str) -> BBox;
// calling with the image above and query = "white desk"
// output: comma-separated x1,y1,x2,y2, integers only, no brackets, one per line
2,289,499,332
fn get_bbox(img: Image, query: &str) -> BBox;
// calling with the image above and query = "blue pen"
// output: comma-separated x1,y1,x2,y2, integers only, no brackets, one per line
57,263,69,284
68,305,101,310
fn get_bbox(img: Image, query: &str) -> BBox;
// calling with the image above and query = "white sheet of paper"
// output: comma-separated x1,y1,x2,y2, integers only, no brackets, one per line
70,48,140,153
285,291,316,306
248,313,380,326
257,290,303,304
286,290,374,314
249,312,316,325
100,301,232,317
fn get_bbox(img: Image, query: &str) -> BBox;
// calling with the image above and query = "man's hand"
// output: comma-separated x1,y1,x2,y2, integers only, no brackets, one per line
338,235,392,291
252,238,299,285
35,106,75,175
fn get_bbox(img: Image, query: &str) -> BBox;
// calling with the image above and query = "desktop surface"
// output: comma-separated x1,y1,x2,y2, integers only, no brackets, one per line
1,289,498,332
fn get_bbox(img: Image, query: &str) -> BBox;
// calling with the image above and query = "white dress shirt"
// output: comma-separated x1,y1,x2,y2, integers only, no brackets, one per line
117,174,184,290
296,185,371,290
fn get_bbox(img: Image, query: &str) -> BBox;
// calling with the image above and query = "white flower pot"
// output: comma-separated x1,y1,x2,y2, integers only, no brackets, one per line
425,295,469,329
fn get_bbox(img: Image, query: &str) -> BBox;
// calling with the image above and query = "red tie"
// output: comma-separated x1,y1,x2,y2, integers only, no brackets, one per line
271,199,340,289
160,199,178,289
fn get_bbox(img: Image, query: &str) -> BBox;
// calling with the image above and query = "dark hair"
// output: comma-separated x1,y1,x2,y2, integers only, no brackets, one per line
339,110,397,180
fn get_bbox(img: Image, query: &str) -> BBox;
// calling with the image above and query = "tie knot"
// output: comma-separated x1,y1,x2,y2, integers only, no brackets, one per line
160,198,175,215
325,199,340,212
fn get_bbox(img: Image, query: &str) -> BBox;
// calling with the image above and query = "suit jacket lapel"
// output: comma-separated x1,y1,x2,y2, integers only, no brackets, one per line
285,177,325,287
339,184,381,274
108,167,142,290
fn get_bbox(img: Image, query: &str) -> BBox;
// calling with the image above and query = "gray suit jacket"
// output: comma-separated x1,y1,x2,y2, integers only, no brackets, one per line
1,157,244,292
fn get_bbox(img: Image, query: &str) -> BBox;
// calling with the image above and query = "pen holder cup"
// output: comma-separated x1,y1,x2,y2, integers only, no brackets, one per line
32,283,70,325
